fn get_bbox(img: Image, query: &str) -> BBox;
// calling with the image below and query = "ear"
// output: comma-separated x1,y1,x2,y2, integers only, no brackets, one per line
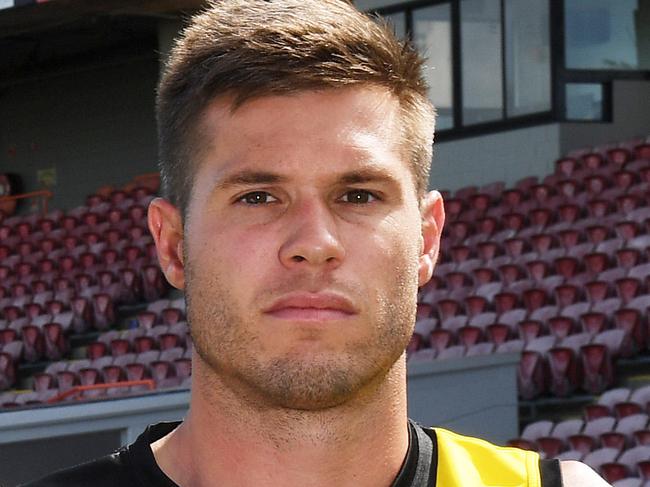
147,197,185,290
418,190,445,288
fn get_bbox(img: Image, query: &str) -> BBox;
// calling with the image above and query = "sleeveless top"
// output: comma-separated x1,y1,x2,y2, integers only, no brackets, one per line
23,420,562,486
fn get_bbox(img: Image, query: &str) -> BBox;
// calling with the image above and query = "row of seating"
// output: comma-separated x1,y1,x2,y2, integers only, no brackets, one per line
508,386,650,483
416,295,649,346
440,143,650,223
410,137,650,403
30,346,192,396
432,238,650,287
0,297,192,408
441,198,650,251
560,445,649,485
0,185,169,391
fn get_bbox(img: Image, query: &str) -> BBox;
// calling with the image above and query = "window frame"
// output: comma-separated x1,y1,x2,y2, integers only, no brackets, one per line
374,0,555,141
372,0,650,140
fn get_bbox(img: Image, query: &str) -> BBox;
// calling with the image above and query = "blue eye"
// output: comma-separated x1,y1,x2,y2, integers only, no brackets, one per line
342,190,377,204
239,191,277,205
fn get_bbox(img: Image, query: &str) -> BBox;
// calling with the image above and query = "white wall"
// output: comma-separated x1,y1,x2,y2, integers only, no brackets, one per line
431,124,561,192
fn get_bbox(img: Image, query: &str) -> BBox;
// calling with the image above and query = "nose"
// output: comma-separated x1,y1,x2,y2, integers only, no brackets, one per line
278,198,345,269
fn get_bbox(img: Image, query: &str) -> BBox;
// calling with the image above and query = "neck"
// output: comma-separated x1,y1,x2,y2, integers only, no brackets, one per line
152,353,410,487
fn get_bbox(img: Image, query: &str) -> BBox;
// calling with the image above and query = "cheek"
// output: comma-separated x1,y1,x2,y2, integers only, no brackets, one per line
370,215,422,266
187,223,280,313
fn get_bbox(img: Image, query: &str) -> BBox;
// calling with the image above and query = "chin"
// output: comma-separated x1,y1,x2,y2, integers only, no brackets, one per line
245,348,399,410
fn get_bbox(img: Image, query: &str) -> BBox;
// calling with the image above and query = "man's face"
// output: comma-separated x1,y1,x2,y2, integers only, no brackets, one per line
152,86,443,410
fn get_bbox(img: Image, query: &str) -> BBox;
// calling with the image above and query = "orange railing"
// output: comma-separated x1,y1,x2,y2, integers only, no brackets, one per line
47,379,156,403
0,190,53,217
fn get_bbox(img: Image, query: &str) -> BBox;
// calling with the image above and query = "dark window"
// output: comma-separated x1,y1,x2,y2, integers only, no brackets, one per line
413,4,454,130
504,0,551,117
460,0,503,125
565,83,604,121
565,0,650,70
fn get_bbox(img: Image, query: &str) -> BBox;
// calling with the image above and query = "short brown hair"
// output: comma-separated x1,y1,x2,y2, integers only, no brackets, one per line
157,0,435,216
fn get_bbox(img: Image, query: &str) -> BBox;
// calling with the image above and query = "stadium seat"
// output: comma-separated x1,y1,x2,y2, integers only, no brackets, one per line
21,324,45,363
548,343,581,397
92,293,115,330
43,322,66,361
581,342,615,395
583,447,620,474
615,413,648,444
429,329,454,354
110,338,131,357
0,341,23,390
614,309,645,355
600,462,630,484
618,446,650,480
518,337,555,400
71,297,93,334
521,420,554,443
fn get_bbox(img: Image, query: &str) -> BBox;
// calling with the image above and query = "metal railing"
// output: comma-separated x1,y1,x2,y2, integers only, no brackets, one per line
0,190,54,217
47,380,156,403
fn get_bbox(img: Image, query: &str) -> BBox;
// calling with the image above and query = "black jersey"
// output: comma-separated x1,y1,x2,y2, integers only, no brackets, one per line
21,420,561,486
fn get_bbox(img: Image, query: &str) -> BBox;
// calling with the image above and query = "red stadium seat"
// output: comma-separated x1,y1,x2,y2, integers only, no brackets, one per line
21,324,44,363
616,248,641,269
517,320,543,343
457,325,483,348
86,341,108,360
92,293,115,331
548,345,581,397
118,268,142,304
581,342,615,394
142,265,167,302
0,342,22,390
134,335,157,354
600,462,629,484
518,337,555,400
618,446,650,480
71,297,93,333
43,322,66,361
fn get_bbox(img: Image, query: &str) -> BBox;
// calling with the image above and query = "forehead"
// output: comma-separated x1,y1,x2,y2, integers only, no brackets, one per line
194,86,411,180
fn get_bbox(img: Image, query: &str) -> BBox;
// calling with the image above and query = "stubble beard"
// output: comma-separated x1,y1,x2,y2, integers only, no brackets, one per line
185,260,418,412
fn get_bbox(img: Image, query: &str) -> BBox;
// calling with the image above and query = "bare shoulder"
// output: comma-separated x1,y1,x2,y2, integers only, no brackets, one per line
559,460,612,486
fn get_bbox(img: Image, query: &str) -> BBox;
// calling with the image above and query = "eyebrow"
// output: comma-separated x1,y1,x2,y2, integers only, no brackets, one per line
212,166,401,192
213,170,289,191
338,167,401,187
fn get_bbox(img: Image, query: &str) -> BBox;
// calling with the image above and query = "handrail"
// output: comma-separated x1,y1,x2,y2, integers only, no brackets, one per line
47,379,156,403
0,190,53,217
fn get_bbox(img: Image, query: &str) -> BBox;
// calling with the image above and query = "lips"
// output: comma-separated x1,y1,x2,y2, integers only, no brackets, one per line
263,293,357,321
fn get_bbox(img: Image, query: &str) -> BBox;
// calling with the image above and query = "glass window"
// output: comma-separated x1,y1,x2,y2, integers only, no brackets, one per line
413,4,454,131
565,0,650,70
461,0,503,125
504,0,551,117
383,11,407,40
566,83,604,121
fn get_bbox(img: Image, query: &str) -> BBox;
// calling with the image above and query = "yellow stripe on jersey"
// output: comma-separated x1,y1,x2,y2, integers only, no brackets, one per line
433,427,541,487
